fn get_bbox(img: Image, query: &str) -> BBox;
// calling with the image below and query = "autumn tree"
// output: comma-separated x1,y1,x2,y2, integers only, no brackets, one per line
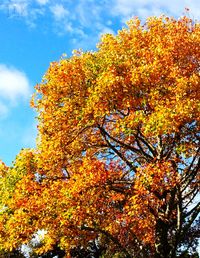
0,15,199,258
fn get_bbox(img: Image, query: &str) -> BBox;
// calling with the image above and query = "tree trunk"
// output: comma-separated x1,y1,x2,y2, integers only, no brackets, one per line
154,219,172,258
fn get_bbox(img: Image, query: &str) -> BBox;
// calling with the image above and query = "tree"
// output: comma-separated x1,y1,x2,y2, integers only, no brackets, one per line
0,15,199,258
0,249,25,258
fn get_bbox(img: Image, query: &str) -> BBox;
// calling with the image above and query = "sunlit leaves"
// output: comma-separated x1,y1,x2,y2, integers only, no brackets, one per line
0,14,199,258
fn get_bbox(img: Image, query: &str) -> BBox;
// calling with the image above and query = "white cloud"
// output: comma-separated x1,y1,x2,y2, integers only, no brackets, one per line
1,0,199,45
112,0,136,17
6,1,28,18
64,22,73,33
0,64,31,103
50,4,69,20
35,0,49,5
98,26,115,39
112,0,200,21
76,0,102,27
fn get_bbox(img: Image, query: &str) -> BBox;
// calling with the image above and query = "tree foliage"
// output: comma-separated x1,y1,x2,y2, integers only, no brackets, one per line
0,15,199,258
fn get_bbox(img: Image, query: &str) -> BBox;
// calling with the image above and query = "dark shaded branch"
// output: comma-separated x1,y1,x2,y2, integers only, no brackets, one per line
136,129,157,157
98,126,142,155
163,132,181,160
181,203,200,240
98,124,154,162
81,225,132,258
98,125,137,173
106,179,133,193
182,188,199,210
181,153,200,193
135,137,153,162
184,201,200,219
181,159,200,192
66,125,93,146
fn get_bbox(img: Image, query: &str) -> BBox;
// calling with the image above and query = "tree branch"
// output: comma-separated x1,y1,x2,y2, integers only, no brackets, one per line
98,125,137,173
81,225,132,258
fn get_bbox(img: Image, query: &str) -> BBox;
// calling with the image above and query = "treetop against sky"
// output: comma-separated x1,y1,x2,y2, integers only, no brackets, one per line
0,14,199,257
0,0,199,165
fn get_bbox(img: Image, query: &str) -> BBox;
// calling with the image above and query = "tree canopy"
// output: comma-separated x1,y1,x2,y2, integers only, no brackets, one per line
0,15,199,258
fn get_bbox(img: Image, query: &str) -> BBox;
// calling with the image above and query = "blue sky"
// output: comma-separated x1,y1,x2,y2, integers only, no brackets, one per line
0,0,199,166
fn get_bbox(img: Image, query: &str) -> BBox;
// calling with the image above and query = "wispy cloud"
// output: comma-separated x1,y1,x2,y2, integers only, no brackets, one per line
0,0,45,28
75,0,102,27
0,0,28,19
36,0,49,5
7,0,28,17
112,0,200,21
0,1,112,43
1,0,199,48
97,25,115,39
0,64,31,118
50,4,69,21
